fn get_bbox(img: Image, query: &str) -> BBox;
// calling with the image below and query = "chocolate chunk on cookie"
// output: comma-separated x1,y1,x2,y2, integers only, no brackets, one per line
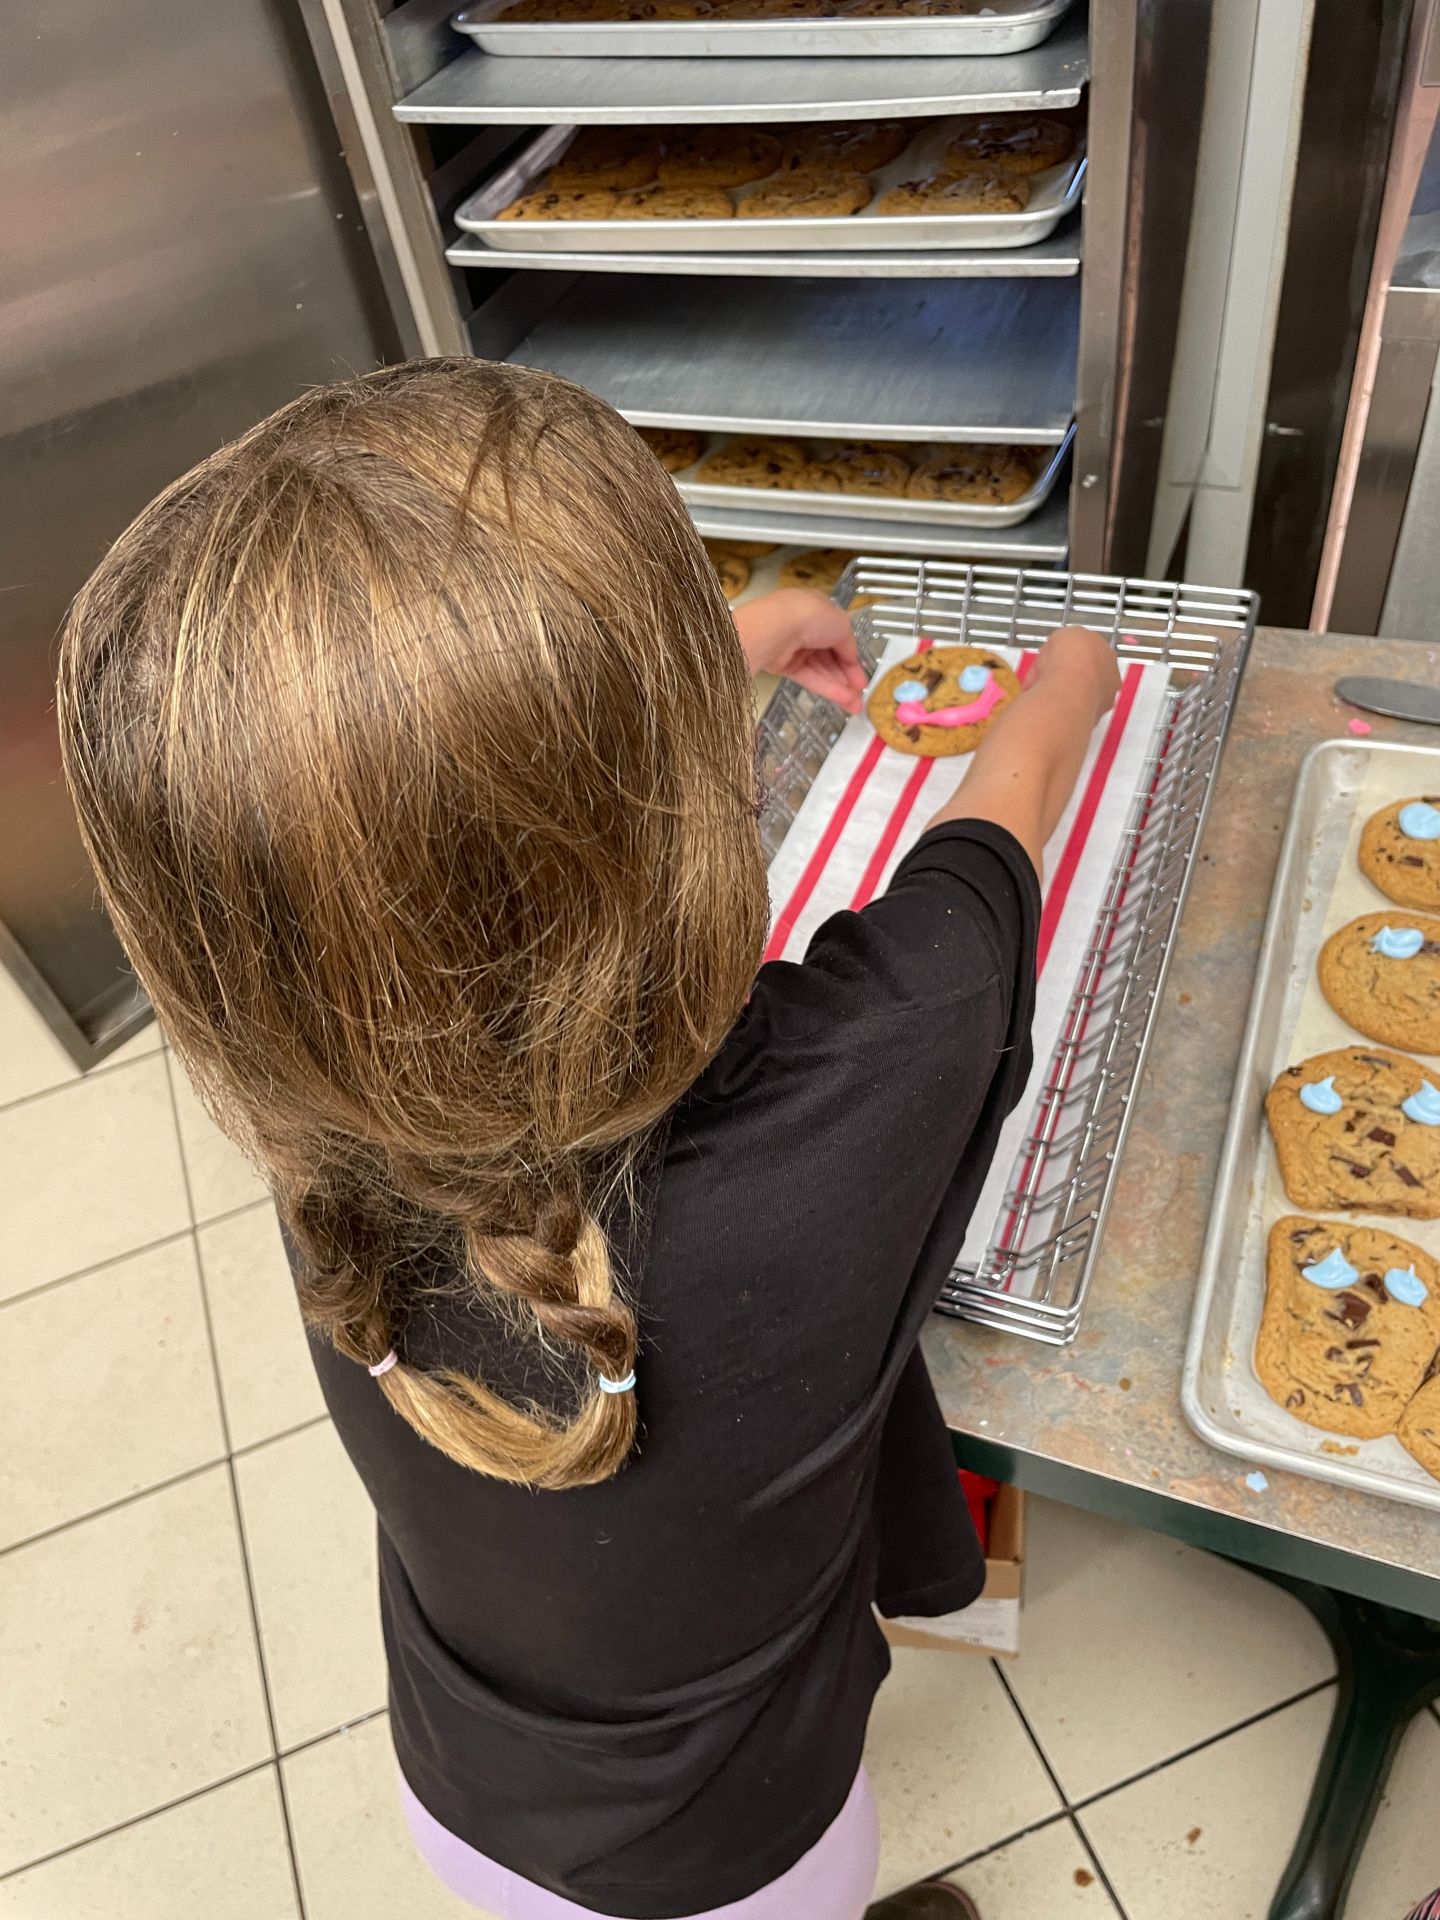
498,188,619,222
696,437,807,489
1256,1217,1440,1442
874,170,1031,217
778,121,910,174
658,128,781,189
612,186,735,220
1399,1372,1440,1481
943,115,1076,176
795,443,913,498
1265,1045,1440,1218
636,426,703,474
1359,796,1440,913
1318,911,1440,1054
907,445,1036,505
742,170,872,219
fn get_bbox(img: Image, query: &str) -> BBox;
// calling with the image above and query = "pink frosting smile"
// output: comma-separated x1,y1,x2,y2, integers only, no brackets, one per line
895,678,1007,729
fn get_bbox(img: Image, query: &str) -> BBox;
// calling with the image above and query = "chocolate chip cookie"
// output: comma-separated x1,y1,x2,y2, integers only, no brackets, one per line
1398,1372,1440,1480
547,128,661,191
612,186,735,220
498,187,619,221
794,443,914,498
696,437,807,489
874,171,1032,217
777,548,853,594
742,170,872,219
636,426,703,474
1256,1217,1440,1442
657,129,781,189
703,541,751,601
1318,911,1440,1054
867,645,1021,759
1265,1045,1440,1218
943,115,1076,176
778,121,910,174
1359,796,1440,913
907,445,1037,505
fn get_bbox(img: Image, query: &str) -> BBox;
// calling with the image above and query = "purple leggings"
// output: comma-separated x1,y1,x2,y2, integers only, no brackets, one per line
399,1766,880,1920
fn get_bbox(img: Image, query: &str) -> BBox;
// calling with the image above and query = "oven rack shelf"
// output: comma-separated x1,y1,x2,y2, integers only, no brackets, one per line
495,274,1080,443
395,9,1088,124
688,485,1071,561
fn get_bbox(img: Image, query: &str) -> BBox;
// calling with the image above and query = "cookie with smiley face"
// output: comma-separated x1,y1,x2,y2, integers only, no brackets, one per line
867,645,1021,758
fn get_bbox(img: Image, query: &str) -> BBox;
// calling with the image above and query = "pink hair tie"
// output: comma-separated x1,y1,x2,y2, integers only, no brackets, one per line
368,1350,399,1378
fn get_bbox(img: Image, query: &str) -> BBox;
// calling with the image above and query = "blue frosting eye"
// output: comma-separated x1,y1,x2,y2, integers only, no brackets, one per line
1399,801,1440,841
1299,1076,1343,1115
1402,1080,1440,1126
1384,1264,1429,1308
1301,1248,1359,1290
893,679,930,703
1372,926,1425,959
957,664,991,694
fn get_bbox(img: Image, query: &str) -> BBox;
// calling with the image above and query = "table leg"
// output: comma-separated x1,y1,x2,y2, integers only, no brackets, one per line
1239,1566,1440,1920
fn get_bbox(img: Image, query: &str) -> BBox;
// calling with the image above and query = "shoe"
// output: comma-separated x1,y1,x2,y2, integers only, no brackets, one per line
865,1883,981,1920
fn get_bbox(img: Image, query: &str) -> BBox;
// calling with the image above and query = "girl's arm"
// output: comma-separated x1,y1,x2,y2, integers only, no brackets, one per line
732,589,868,714
927,627,1121,875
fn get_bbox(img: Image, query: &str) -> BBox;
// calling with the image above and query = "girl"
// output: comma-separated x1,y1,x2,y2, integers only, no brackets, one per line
58,359,1118,1920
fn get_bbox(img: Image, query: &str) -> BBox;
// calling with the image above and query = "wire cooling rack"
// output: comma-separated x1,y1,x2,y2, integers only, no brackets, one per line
757,561,1257,1345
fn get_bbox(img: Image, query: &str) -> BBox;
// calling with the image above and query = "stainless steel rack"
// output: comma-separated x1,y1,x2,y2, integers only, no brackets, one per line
447,218,1083,280
756,561,1256,1342
498,275,1080,441
394,11,1089,123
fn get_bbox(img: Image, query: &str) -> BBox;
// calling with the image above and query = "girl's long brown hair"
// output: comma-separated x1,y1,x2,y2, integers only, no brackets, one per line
58,358,768,1489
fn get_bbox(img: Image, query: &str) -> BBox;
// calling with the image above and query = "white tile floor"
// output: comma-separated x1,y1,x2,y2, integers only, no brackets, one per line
3,991,1439,1920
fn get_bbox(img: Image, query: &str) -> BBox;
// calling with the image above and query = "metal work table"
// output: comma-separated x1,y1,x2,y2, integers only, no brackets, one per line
927,625,1440,1620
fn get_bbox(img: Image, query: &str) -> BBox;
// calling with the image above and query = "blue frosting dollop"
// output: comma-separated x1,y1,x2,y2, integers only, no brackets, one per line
1384,1265,1429,1308
1299,1076,1343,1115
1398,801,1440,842
1372,926,1426,959
1402,1080,1440,1126
958,664,991,694
1302,1248,1359,1290
893,679,930,704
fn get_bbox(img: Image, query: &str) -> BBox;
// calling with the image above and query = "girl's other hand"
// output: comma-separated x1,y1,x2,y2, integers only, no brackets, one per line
732,589,869,714
1029,625,1122,727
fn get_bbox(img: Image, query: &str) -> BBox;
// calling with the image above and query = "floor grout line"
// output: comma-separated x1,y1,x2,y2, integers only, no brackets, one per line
0,1036,164,1116
1068,1807,1133,1920
163,1052,309,1920
989,1657,1073,1810
0,1194,273,1314
932,1804,1074,1876
279,1705,389,1763
0,1413,334,1565
0,1759,278,1884
1068,1677,1339,1812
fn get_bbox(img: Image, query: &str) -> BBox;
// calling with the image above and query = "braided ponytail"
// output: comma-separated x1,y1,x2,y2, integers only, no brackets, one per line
59,358,768,1488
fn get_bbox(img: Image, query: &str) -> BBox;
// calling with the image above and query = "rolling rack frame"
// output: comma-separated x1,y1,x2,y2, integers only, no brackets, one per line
756,560,1257,1344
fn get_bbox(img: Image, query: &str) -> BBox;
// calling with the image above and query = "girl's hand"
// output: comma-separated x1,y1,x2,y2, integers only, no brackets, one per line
732,589,869,715
1028,625,1122,727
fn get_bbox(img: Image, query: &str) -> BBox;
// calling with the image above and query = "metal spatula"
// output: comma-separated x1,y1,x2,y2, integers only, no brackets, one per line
1334,676,1440,726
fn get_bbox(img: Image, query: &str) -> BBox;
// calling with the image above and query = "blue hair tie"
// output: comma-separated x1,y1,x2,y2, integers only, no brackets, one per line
598,1371,636,1395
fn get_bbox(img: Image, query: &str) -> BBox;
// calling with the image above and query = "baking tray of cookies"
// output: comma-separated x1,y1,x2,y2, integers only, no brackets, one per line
670,423,1073,527
687,484,1071,558
452,0,1077,62
454,120,1085,254
1184,739,1440,1512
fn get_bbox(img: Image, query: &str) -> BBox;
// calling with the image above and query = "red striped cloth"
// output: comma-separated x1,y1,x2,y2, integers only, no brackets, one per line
763,635,1169,1279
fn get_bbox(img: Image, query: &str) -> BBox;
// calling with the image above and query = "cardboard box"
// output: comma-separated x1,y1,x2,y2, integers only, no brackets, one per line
882,1486,1026,1658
